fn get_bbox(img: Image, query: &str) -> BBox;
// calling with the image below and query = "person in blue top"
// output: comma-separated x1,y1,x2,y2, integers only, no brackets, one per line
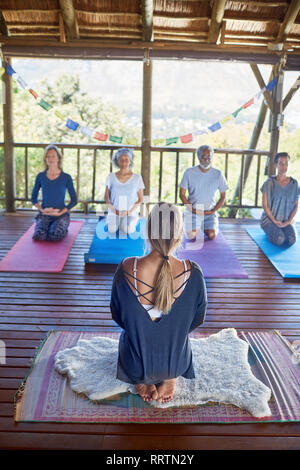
31,144,78,241
260,152,299,246
110,203,207,404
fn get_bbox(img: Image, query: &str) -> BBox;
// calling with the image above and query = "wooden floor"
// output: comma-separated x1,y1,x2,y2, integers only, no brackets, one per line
0,213,299,450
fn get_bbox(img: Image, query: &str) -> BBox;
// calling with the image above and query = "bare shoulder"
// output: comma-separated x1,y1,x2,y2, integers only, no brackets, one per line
172,257,191,277
122,257,135,272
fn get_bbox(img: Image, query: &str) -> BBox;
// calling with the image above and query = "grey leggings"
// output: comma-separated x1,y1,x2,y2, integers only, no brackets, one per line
261,217,297,247
33,213,70,241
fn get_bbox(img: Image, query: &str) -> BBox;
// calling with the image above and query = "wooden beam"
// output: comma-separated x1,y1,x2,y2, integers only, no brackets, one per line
229,1,288,6
58,0,79,40
0,36,287,54
250,64,274,113
0,10,9,36
141,54,152,201
75,10,209,21
276,0,300,42
268,65,284,176
220,20,226,45
2,58,15,212
208,0,226,43
142,0,153,42
283,74,300,110
59,12,66,43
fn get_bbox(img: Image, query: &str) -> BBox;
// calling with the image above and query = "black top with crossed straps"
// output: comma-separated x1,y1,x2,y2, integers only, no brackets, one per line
110,260,207,385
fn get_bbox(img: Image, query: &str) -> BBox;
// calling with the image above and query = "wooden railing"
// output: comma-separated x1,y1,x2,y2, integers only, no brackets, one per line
0,142,271,214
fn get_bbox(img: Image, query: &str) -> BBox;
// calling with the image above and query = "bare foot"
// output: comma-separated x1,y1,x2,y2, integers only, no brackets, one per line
136,383,158,402
156,379,176,404
187,230,199,240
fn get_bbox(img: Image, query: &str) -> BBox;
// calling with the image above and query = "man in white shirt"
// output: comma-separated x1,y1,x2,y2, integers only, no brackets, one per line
179,145,228,240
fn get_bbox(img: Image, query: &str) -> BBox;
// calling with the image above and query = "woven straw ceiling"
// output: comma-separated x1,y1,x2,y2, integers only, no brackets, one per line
0,0,300,49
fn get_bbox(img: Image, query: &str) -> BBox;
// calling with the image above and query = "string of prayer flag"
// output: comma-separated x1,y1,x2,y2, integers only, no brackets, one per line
4,61,277,147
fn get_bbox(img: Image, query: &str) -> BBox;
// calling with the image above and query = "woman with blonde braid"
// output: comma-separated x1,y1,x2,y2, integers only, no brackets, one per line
110,203,207,404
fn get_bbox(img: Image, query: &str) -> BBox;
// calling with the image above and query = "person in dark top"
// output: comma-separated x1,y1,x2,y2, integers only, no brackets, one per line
110,203,207,404
260,152,299,246
31,144,77,241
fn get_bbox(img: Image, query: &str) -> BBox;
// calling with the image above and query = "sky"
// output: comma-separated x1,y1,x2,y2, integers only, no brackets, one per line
12,57,300,134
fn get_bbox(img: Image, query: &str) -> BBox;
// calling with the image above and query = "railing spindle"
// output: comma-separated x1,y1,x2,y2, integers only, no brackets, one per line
24,146,28,200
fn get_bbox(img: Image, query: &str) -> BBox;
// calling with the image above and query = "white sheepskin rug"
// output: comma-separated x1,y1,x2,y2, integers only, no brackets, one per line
54,328,272,418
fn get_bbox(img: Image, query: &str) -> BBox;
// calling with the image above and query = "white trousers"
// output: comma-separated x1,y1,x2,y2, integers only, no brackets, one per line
106,213,139,234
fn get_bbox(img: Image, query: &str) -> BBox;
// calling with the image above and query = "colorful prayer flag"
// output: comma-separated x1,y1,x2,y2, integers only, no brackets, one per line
109,135,122,143
232,106,243,118
194,128,208,136
29,89,38,100
243,97,254,109
255,88,265,101
266,77,277,92
16,75,28,89
94,132,108,142
66,118,79,131
208,122,221,133
80,126,94,137
166,137,179,146
54,110,65,120
38,99,52,111
6,63,16,76
180,133,193,144
220,115,233,125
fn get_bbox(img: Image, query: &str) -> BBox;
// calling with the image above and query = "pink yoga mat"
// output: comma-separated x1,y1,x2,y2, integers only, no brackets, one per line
177,232,248,278
0,220,84,272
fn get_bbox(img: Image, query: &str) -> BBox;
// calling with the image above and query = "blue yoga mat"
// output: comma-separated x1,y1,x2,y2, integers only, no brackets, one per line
84,217,149,264
246,226,300,279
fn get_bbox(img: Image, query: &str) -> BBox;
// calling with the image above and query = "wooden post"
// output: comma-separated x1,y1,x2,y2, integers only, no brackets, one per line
228,99,268,217
268,66,284,176
2,57,15,212
141,54,152,203
208,0,226,43
228,65,276,217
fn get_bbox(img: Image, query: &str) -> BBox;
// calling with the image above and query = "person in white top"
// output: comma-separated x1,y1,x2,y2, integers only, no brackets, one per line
104,148,145,234
180,145,228,240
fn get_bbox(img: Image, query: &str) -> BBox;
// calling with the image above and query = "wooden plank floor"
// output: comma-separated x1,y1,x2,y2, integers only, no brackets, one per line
0,213,299,450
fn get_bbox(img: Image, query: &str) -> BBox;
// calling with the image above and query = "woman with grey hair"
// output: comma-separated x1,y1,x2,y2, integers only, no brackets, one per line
260,152,299,246
31,144,77,241
104,148,144,234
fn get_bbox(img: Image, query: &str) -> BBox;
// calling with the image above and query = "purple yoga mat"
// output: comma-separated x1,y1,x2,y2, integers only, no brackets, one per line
0,220,84,272
176,232,248,278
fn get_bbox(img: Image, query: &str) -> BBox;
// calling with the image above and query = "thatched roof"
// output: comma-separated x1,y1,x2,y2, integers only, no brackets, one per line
1,1,300,68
